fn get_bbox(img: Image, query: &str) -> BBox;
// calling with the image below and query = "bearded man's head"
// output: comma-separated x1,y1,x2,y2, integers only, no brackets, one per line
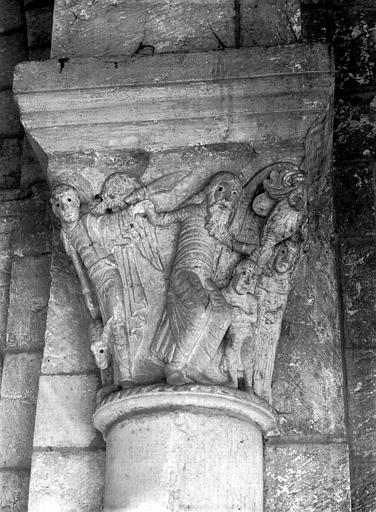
205,172,243,238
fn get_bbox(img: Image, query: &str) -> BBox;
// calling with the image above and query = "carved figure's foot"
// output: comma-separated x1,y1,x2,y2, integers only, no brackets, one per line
120,380,138,389
165,365,189,385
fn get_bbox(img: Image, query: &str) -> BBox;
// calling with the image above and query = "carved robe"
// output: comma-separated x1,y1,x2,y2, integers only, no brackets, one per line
243,269,291,402
151,205,232,380
62,208,162,383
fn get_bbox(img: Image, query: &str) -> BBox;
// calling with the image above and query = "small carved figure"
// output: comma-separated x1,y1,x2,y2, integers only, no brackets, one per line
243,239,299,402
221,258,258,388
132,172,254,385
252,167,306,272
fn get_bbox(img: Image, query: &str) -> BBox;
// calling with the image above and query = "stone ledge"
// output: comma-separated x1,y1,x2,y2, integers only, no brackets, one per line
14,44,333,155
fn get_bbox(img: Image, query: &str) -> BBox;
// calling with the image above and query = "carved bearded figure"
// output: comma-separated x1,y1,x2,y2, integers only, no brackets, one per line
133,172,253,385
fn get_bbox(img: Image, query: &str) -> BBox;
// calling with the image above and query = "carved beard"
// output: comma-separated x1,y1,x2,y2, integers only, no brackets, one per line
206,203,232,239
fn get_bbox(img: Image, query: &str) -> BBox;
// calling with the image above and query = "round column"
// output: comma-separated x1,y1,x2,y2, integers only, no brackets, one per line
93,385,278,512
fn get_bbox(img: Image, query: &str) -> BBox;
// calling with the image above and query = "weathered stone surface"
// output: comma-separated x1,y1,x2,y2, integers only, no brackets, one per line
1,352,42,403
272,247,345,439
14,44,333,154
0,216,19,353
341,237,376,348
33,374,103,449
25,6,53,50
11,189,52,257
241,0,301,46
346,348,376,459
0,399,35,467
0,0,24,34
0,137,22,190
301,5,327,43
51,0,236,58
28,450,105,512
334,159,376,234
333,7,376,92
265,442,351,511
42,249,94,374
335,96,376,161
28,47,51,61
351,458,376,512
7,254,51,351
0,91,22,136
0,470,30,511
19,137,47,193
0,33,27,88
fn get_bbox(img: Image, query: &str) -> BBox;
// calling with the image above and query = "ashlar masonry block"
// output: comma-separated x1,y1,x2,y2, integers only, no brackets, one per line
0,399,35,467
1,352,42,403
0,470,30,511
33,374,103,449
265,442,351,511
28,450,105,512
7,254,51,351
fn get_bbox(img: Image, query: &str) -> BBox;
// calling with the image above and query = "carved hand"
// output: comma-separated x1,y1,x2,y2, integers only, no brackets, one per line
130,199,155,218
125,187,147,205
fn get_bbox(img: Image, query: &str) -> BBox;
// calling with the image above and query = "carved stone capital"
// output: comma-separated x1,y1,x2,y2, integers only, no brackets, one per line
13,45,334,406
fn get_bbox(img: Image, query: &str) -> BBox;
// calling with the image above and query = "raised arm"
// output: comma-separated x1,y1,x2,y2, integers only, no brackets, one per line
131,200,202,226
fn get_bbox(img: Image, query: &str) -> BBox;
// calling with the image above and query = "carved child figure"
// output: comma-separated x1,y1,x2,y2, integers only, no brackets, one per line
221,258,258,388
51,184,132,385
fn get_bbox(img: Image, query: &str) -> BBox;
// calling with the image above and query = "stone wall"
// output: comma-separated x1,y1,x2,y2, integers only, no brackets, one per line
0,1,53,510
302,1,376,511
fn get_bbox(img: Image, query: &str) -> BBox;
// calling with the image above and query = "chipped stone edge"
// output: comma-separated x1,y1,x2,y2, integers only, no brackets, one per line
93,384,279,439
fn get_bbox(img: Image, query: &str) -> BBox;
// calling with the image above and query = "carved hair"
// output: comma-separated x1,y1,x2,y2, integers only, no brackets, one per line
50,183,80,206
232,257,257,276
263,166,305,201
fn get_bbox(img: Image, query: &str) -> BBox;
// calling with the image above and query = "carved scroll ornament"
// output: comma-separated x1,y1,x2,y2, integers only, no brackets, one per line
51,163,306,405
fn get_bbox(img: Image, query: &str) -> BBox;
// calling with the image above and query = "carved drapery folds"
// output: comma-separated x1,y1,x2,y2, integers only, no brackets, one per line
50,162,306,406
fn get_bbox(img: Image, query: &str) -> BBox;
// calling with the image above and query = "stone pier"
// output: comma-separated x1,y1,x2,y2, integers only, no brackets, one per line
11,1,351,511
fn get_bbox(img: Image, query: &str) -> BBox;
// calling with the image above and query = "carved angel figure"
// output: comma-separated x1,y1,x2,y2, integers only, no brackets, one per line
131,172,255,385
51,180,163,388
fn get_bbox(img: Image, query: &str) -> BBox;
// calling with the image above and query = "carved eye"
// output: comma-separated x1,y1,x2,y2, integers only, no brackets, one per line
67,198,71,202
56,203,60,208
218,186,224,192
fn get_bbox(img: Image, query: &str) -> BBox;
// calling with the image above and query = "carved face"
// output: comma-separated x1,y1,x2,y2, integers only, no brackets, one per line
288,184,306,211
273,242,298,274
232,261,257,295
212,179,242,210
51,187,80,223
